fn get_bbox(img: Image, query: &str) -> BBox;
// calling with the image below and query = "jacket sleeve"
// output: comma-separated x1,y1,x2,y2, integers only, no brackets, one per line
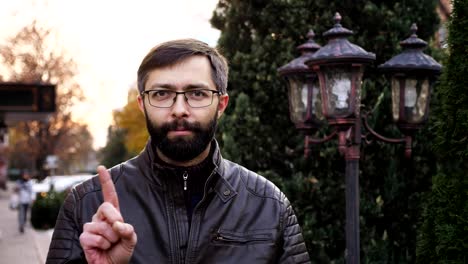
278,197,311,264
46,189,87,264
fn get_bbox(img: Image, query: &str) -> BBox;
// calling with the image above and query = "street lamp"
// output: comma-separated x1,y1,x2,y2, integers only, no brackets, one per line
278,30,323,133
306,13,375,156
278,30,330,156
379,23,442,136
279,13,441,264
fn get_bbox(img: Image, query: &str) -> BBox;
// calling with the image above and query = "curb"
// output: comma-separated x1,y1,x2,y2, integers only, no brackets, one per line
32,228,53,263
32,230,46,263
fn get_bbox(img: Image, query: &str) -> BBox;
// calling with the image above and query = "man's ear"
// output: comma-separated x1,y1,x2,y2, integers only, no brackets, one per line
217,94,229,118
137,95,145,114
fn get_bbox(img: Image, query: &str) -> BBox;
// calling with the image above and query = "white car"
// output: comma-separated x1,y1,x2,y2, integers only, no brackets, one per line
32,174,94,196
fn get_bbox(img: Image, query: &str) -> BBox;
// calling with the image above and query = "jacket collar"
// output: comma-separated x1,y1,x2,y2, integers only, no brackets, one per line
137,138,235,201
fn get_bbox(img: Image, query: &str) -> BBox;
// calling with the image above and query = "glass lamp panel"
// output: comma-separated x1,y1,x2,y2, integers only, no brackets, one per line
310,79,323,121
405,77,430,123
287,75,309,125
391,77,400,122
323,65,355,117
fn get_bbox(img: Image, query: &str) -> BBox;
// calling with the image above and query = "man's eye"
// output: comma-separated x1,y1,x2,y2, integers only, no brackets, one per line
150,91,172,100
189,90,208,97
155,91,168,97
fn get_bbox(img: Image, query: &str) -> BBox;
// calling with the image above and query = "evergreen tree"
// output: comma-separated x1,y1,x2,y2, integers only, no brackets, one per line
211,0,440,262
98,126,129,168
417,0,468,262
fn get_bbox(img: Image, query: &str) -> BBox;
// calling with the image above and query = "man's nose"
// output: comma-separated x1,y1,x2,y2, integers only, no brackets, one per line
171,93,190,116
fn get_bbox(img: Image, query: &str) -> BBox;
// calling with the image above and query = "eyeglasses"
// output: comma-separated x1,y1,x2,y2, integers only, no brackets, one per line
141,89,221,108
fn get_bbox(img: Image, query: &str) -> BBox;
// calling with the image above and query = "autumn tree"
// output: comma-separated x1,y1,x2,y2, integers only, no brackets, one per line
0,21,94,176
98,87,148,167
113,88,148,156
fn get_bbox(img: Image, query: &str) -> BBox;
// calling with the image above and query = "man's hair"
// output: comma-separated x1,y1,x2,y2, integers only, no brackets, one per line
137,39,228,94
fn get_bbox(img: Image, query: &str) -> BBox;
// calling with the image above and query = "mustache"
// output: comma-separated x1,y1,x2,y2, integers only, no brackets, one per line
160,120,202,132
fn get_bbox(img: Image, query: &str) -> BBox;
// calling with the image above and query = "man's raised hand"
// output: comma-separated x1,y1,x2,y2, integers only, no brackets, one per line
79,165,137,264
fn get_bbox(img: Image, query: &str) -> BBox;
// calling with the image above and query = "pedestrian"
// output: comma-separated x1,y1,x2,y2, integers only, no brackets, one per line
16,169,34,233
47,39,311,263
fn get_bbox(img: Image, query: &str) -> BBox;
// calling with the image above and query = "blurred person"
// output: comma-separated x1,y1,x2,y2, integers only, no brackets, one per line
16,169,34,233
0,144,7,190
47,39,310,263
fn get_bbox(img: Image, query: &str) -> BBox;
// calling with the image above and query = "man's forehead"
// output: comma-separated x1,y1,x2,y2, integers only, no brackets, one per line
145,56,216,90
147,82,212,90
160,54,210,69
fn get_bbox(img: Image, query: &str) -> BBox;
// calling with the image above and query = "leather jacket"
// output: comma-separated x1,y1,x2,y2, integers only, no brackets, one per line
46,140,311,263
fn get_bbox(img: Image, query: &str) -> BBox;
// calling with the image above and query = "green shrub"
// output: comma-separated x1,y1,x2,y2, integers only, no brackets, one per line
31,189,67,229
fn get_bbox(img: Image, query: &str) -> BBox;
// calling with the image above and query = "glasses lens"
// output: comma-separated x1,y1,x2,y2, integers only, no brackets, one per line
147,90,175,107
186,90,214,107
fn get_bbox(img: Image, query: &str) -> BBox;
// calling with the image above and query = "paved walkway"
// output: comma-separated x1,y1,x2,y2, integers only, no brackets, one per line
0,181,52,264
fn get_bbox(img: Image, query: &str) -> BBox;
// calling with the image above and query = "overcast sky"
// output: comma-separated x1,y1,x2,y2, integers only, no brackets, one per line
0,0,220,148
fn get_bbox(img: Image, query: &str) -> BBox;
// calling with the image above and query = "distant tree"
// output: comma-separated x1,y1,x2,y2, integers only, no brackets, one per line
211,0,440,262
113,88,148,156
0,21,93,176
100,86,148,165
417,0,468,262
97,126,129,168
56,125,94,174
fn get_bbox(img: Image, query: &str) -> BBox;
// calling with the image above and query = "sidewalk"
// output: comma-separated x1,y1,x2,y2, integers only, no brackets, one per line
0,181,52,264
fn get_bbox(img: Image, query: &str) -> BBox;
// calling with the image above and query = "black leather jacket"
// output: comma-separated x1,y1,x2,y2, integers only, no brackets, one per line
46,141,311,263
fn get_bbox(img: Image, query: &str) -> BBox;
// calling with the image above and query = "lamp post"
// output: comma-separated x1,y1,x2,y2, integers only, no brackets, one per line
279,13,441,263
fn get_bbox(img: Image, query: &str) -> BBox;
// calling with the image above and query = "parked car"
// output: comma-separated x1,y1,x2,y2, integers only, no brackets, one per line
32,174,94,197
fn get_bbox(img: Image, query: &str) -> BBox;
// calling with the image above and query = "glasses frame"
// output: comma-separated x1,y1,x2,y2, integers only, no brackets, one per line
140,89,221,108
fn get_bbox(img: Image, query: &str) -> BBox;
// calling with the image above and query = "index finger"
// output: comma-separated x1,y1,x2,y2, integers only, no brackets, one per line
97,165,120,211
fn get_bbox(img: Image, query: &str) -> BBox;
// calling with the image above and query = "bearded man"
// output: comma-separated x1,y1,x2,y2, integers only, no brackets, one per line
46,39,311,264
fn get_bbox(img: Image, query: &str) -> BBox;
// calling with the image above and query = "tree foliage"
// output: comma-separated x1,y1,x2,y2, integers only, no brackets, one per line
113,88,148,156
97,125,129,169
211,0,440,262
417,0,468,262
98,87,148,167
0,21,93,176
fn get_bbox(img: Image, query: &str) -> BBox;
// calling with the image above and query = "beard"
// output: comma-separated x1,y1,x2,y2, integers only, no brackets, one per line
144,110,218,162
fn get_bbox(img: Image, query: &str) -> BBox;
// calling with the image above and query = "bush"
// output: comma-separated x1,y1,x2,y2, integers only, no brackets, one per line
31,189,66,229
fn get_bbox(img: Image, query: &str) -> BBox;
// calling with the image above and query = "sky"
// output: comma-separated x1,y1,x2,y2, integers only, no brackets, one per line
0,0,221,149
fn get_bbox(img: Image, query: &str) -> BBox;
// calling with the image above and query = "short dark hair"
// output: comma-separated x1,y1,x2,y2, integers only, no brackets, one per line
137,39,228,94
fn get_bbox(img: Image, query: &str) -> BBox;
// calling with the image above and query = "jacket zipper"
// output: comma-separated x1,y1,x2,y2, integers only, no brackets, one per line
184,168,217,263
213,230,271,244
183,171,188,191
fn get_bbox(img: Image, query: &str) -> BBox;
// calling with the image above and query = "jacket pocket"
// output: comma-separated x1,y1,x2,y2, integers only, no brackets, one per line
212,229,274,245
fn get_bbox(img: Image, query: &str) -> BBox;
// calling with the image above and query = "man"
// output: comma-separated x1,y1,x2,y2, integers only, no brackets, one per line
46,39,310,263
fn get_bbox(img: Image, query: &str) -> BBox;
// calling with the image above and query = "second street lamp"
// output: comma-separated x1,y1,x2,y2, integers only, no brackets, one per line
306,13,376,155
279,13,442,264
